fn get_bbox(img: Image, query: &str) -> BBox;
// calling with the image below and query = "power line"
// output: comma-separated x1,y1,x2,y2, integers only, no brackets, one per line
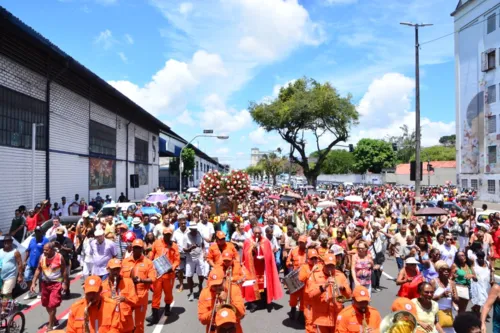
420,12,499,46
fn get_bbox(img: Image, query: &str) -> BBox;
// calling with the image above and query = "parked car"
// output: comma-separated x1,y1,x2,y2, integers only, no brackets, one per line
98,202,137,217
476,210,500,223
422,201,465,213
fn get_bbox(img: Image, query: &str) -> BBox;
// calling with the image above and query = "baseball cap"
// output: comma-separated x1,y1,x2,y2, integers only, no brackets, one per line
391,297,417,316
331,245,344,256
208,268,225,287
323,254,336,266
215,231,226,240
352,285,370,302
84,276,102,293
298,235,307,243
221,250,233,261
405,257,419,265
55,227,65,235
163,228,173,235
132,217,142,225
107,259,122,269
307,249,319,259
215,308,237,327
132,239,144,248
94,229,104,237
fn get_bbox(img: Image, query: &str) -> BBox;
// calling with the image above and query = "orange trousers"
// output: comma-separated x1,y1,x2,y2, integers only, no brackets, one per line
152,274,174,309
133,304,148,333
315,326,334,333
289,289,305,311
305,306,315,333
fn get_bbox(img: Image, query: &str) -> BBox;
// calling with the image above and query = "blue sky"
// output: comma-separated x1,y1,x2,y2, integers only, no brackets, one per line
3,0,457,169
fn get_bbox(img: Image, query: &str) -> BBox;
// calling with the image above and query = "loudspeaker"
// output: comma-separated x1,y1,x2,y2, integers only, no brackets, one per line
130,174,139,188
410,161,423,181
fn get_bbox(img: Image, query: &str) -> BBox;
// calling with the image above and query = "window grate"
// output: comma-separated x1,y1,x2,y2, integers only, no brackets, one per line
488,115,497,133
471,179,478,190
488,145,497,164
135,137,148,163
89,121,116,157
461,179,468,188
488,179,496,194
488,85,497,104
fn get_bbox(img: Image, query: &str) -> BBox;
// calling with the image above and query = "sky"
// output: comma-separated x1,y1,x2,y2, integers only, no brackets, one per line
3,0,458,169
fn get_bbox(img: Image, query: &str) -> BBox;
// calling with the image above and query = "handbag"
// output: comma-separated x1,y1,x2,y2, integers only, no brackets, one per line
437,309,453,327
456,285,470,300
371,240,385,265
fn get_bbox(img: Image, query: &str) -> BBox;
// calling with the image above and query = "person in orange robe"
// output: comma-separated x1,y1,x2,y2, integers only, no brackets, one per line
198,267,246,333
66,276,121,333
216,250,245,285
335,286,381,333
121,239,156,333
101,259,138,333
286,235,308,321
241,226,283,313
299,249,322,333
306,254,352,333
207,231,240,268
148,229,180,324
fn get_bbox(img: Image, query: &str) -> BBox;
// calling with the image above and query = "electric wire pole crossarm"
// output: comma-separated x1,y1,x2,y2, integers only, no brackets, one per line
400,21,433,203
179,133,229,193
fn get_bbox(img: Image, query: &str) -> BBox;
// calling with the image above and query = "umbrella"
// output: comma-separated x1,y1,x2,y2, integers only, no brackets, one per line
317,200,336,208
141,206,160,215
250,186,264,192
145,193,170,203
344,195,363,202
268,194,280,200
187,187,199,193
279,196,296,203
414,207,448,216
281,192,302,199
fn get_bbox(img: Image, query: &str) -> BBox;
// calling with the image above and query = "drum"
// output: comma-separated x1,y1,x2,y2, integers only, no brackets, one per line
153,255,173,278
283,269,304,294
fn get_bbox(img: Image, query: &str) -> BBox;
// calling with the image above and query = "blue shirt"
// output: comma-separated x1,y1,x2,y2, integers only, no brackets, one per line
0,249,17,280
27,236,49,268
220,222,230,241
143,223,154,234
131,226,146,240
120,215,133,229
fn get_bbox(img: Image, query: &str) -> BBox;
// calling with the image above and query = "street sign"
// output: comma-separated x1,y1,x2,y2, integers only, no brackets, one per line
203,129,214,134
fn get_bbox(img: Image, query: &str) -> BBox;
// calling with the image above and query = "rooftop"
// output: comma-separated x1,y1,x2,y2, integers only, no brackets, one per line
396,161,456,175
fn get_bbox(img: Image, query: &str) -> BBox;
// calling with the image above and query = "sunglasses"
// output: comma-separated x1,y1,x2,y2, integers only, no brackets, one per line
445,238,452,241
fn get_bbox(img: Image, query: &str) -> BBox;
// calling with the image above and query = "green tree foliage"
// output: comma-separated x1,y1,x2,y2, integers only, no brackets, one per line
353,139,396,173
257,153,286,185
310,149,355,174
386,125,416,164
249,77,358,187
411,145,456,161
439,135,456,147
181,147,195,176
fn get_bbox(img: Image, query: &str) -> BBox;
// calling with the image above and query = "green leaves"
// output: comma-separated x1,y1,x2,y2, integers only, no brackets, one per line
181,147,196,176
352,139,396,173
411,145,456,161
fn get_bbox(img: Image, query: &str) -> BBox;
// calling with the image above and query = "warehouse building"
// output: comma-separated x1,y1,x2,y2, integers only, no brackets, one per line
0,7,169,229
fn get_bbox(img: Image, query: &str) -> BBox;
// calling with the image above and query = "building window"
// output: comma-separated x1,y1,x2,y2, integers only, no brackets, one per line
488,145,497,164
196,161,199,180
488,179,496,193
488,115,497,133
488,14,496,34
471,179,478,190
488,85,497,103
89,121,116,157
483,49,497,71
135,138,148,163
461,179,468,188
0,85,47,150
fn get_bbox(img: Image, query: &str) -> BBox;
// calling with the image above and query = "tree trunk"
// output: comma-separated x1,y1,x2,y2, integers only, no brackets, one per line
305,172,318,189
272,175,277,186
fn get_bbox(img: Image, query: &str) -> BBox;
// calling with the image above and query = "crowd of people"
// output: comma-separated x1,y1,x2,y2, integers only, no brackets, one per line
5,183,498,333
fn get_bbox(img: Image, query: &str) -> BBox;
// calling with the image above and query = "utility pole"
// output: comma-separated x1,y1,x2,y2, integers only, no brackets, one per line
427,157,431,187
400,22,433,203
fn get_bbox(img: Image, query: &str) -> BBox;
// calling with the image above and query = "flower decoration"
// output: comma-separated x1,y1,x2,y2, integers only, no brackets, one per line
199,169,250,202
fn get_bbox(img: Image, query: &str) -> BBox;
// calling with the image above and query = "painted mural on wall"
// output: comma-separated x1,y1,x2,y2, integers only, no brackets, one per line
90,158,116,189
135,164,148,186
461,90,484,173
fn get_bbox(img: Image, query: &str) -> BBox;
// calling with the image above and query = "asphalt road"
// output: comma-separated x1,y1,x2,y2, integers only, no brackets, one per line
16,258,492,333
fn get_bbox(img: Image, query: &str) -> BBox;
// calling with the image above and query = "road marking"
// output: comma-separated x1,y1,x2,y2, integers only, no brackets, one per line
21,273,82,315
36,306,71,333
152,300,175,333
382,271,394,280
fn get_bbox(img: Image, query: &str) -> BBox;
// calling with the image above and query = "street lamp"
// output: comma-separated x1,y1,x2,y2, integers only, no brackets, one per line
179,133,229,193
400,22,433,202
32,123,44,209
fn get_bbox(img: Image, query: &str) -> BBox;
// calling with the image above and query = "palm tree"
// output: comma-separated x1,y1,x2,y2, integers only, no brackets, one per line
258,152,286,185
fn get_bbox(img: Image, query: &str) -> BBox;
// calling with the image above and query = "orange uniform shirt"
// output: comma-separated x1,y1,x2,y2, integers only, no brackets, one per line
335,305,381,333
101,277,138,332
206,242,240,267
121,255,157,305
286,247,307,270
306,269,352,327
198,286,246,333
150,240,181,277
214,261,245,284
66,298,121,333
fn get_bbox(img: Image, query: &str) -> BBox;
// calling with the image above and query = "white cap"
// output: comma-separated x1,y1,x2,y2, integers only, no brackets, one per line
132,217,142,225
94,229,104,237
405,257,419,265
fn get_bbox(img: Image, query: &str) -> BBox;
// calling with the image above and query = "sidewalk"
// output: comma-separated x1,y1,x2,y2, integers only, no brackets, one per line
474,200,500,210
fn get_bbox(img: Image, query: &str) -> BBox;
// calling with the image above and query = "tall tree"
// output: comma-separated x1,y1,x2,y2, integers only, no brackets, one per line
181,147,196,177
353,139,396,173
249,77,358,187
386,125,416,164
439,135,456,147
411,145,456,161
257,153,286,185
310,149,355,174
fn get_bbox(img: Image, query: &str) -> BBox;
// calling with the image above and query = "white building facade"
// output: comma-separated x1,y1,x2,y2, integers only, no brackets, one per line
453,0,500,202
0,7,167,230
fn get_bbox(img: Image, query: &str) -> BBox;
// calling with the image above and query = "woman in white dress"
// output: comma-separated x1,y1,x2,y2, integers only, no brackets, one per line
470,250,491,318
430,260,458,333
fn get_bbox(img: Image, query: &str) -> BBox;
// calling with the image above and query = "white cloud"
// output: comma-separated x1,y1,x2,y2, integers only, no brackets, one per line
124,34,134,45
249,127,279,145
95,0,117,5
350,72,455,147
199,94,252,133
179,2,193,15
176,110,195,126
338,32,375,47
216,147,230,155
191,50,227,77
94,29,115,50
117,52,128,63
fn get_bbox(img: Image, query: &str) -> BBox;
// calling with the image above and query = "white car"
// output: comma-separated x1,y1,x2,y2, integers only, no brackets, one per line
98,202,137,217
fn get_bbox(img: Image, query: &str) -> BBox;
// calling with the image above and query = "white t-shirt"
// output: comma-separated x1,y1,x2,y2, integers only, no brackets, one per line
197,222,215,251
51,208,62,218
60,202,71,217
183,232,204,260
173,228,189,256
45,225,68,241
153,223,174,239
263,225,283,239
439,244,458,267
